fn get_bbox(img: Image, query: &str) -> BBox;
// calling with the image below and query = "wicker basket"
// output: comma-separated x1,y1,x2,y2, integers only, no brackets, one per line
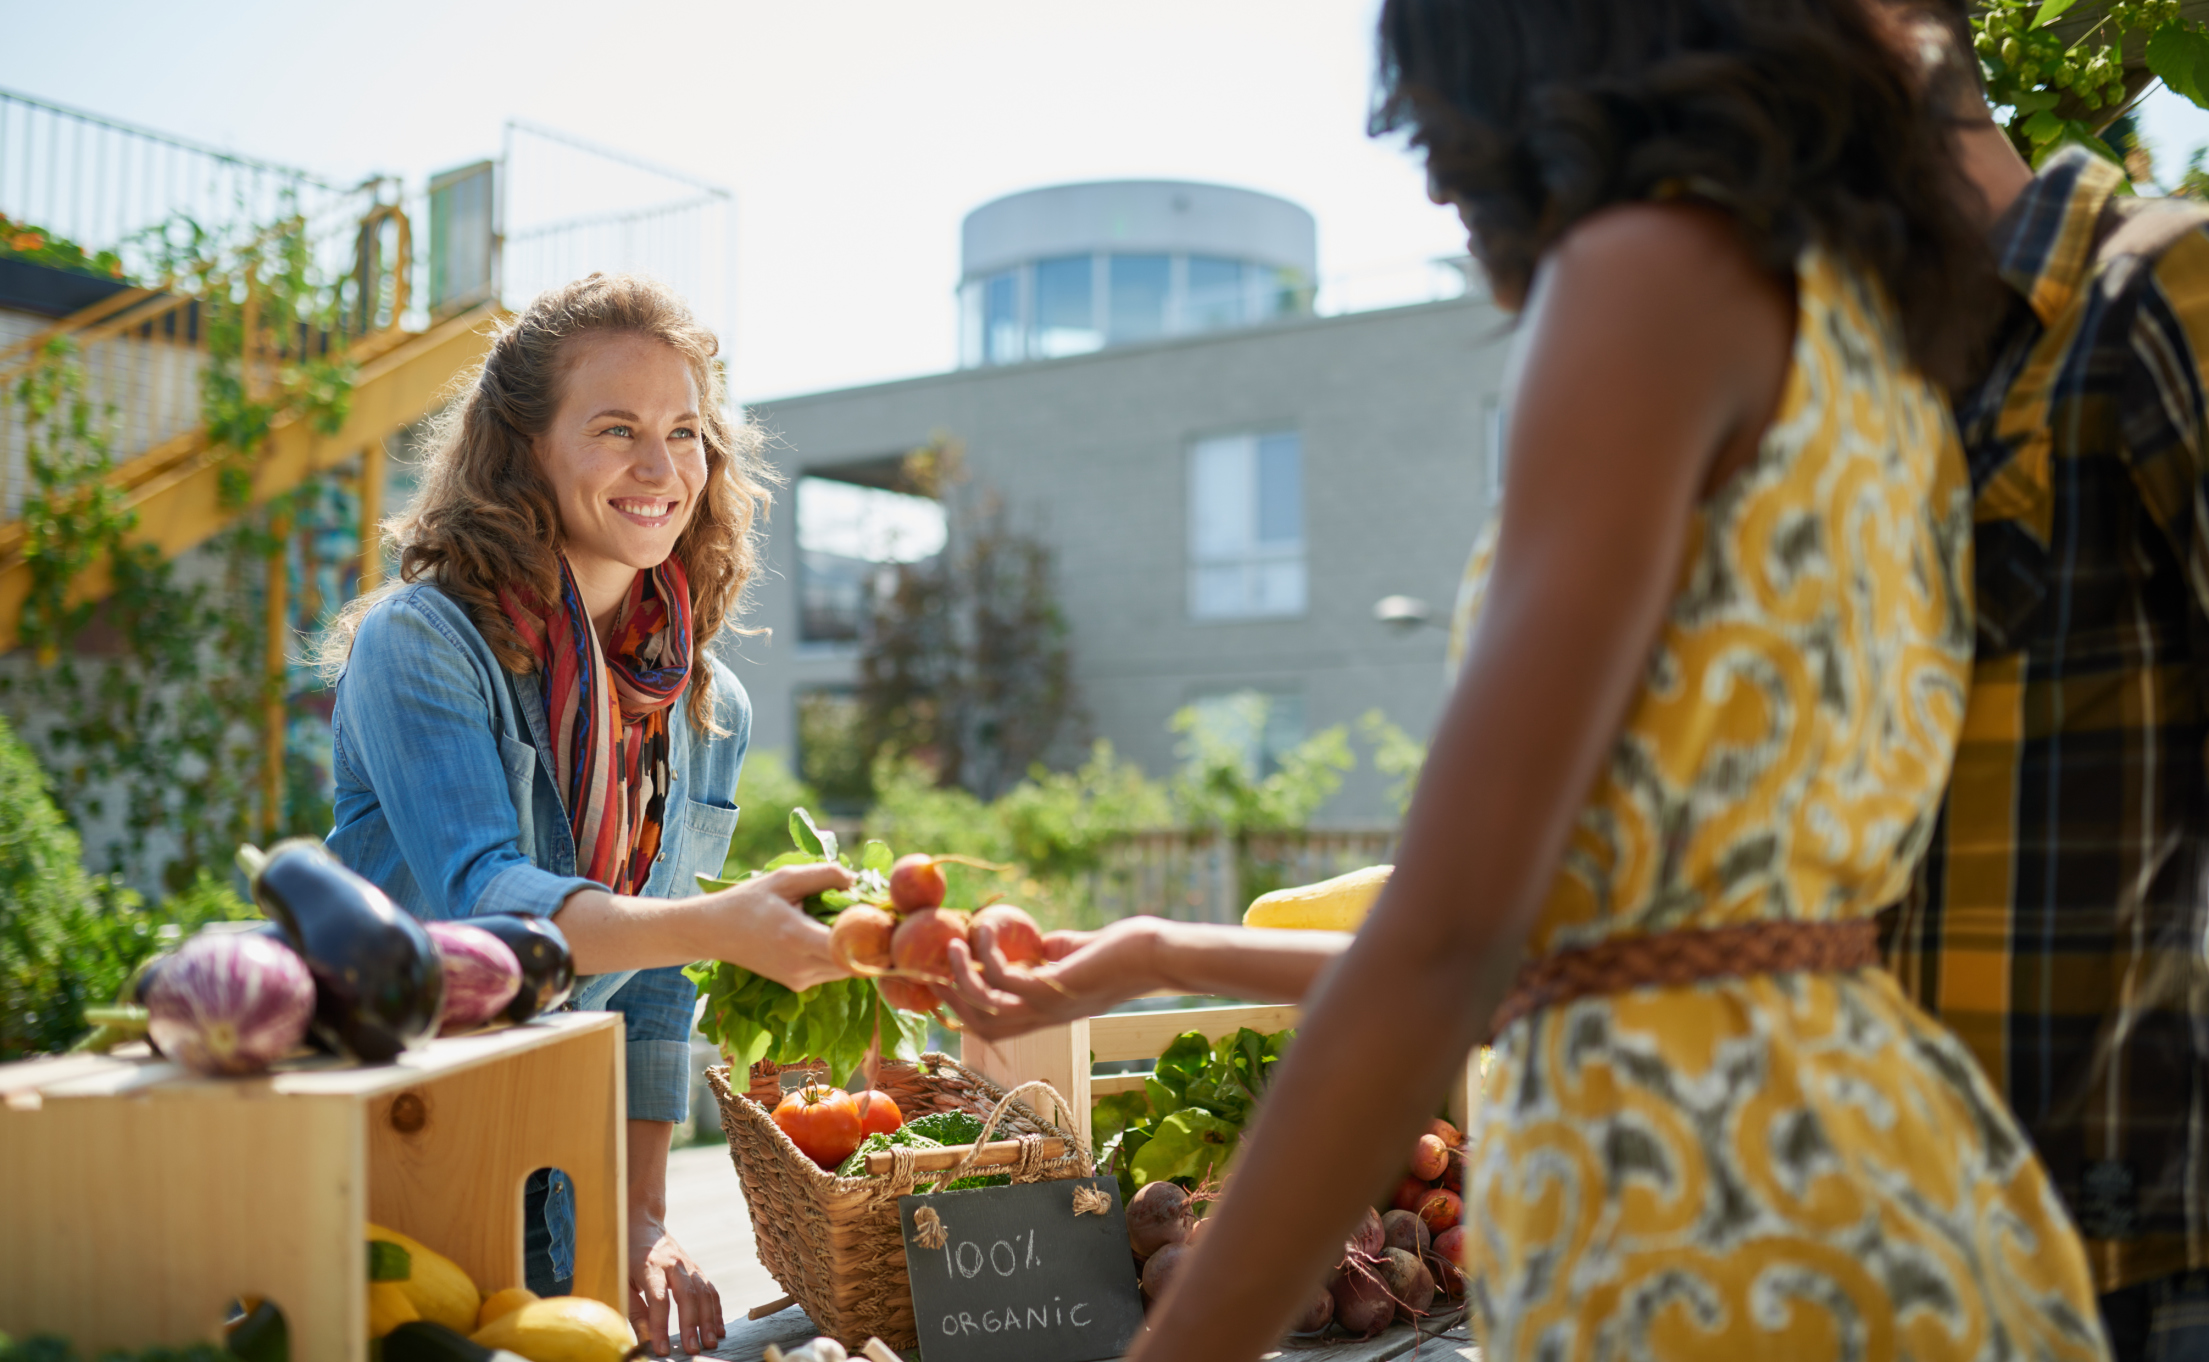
709,1053,1094,1351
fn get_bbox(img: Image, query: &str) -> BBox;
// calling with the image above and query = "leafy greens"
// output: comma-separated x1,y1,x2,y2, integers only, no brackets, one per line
1095,1023,1295,1199
685,809,930,1083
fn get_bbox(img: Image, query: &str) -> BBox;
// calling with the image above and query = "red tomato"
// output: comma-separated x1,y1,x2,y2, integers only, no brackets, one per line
855,1089,903,1138
772,1084,863,1169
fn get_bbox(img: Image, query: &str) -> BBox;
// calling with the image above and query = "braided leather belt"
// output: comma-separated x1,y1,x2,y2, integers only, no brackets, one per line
1486,917,1881,1038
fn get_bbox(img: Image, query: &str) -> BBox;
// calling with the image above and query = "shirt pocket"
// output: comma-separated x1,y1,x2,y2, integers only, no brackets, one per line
497,735,538,833
680,798,740,885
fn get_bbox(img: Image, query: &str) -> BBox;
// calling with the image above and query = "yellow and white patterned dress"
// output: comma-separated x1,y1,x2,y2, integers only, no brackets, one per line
1452,248,2107,1361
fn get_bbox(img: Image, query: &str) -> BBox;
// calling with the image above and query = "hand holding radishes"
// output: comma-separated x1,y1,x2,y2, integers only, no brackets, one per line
687,809,1031,1085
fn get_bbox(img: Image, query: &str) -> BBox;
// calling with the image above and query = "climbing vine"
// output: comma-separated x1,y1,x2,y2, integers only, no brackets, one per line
1972,0,2209,163
1,205,363,891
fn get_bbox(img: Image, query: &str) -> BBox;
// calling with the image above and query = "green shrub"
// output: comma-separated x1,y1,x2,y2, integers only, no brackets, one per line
0,713,252,1059
722,748,820,878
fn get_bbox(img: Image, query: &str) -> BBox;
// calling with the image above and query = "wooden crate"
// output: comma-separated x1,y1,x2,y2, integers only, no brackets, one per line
965,1001,1482,1153
0,1011,624,1361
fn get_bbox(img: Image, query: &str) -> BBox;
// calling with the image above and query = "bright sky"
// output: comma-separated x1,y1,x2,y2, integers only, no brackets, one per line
5,1,2208,404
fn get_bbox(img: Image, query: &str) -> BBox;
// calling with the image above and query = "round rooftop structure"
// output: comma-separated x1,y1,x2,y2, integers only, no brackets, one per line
958,181,1318,368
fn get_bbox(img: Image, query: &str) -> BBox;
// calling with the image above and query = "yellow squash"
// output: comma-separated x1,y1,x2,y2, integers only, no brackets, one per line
368,1281,419,1338
1242,864,1393,931
366,1222,481,1333
471,1296,636,1362
479,1286,540,1330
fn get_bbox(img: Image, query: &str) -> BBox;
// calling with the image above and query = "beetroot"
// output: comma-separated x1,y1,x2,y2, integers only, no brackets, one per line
1429,1116,1462,1147
971,903,1047,968
426,922,522,1034
830,905,896,974
1128,1180,1192,1258
1139,1242,1186,1302
1416,1187,1463,1237
146,929,314,1076
888,854,948,911
1183,1215,1212,1248
890,907,971,984
1392,1175,1432,1213
1377,1247,1436,1321
1347,1206,1384,1259
878,976,940,1013
1290,1289,1334,1335
1430,1225,1468,1298
1440,1146,1465,1192
1381,1208,1430,1257
1330,1262,1395,1338
1410,1132,1448,1181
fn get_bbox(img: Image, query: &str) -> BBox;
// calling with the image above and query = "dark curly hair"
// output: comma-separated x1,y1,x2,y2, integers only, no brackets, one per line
1372,0,1999,386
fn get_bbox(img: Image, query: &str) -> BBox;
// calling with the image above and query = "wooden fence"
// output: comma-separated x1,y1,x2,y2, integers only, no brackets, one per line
1058,828,1396,929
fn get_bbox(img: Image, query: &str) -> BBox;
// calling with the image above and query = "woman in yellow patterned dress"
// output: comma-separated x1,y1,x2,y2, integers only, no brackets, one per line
929,1,2110,1359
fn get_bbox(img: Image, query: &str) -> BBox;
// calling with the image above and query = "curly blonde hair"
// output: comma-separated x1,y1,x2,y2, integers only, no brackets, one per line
322,273,776,732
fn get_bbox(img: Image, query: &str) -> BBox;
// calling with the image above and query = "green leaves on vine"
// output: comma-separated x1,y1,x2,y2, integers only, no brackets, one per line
1972,0,2204,162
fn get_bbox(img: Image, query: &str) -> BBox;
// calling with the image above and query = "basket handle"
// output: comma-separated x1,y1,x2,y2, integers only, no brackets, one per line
940,1079,1083,1184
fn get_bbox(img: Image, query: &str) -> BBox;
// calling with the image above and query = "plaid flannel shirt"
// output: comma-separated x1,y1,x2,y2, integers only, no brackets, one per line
1886,146,2209,1294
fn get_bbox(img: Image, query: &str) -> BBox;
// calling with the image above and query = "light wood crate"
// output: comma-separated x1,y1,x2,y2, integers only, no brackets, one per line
0,1010,625,1360
964,1001,1483,1153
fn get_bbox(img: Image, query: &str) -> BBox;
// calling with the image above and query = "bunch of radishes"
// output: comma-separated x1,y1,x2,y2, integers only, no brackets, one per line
1118,1164,1465,1341
828,853,1047,1013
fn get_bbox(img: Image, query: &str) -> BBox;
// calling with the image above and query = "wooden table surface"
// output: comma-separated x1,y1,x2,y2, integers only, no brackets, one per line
700,1302,1479,1361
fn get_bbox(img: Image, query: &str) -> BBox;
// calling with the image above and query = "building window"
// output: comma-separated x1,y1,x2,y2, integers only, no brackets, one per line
1033,255,1102,357
1107,254,1171,344
984,272,1022,366
1185,256,1246,331
1189,430,1305,620
795,475,947,644
1182,688,1307,777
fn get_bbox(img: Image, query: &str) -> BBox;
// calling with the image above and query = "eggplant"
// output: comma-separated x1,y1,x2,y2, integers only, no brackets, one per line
465,913,577,1021
241,839,444,1063
426,921,522,1033
144,928,315,1076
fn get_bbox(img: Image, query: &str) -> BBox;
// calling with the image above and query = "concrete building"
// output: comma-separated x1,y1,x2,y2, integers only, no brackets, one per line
731,181,1514,823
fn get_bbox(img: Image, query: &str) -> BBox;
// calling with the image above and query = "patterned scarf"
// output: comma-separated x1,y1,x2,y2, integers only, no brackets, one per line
498,556,693,896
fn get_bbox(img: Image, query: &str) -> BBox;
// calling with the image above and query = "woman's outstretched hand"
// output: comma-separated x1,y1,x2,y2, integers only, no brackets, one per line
935,916,1164,1039
697,862,853,991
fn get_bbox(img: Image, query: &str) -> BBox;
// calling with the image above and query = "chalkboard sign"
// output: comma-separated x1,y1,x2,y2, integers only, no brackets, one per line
898,1177,1145,1362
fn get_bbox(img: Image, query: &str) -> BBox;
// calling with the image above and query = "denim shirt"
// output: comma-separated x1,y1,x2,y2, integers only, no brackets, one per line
327,581,746,1125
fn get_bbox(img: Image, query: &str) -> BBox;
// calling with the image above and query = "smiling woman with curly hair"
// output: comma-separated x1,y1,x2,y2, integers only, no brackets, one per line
321,274,856,1355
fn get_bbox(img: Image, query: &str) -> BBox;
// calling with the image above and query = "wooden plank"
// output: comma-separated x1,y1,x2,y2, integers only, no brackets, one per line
962,1019,1091,1153
1088,1004,1302,1064
368,1013,627,1310
858,1135,1070,1175
1089,1072,1148,1097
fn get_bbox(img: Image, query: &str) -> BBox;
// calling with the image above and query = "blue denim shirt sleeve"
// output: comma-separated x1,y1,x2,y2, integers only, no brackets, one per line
603,966,699,1124
335,593,603,919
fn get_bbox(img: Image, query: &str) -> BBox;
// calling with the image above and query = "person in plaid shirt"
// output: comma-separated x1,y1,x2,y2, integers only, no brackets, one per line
1884,8,2209,1357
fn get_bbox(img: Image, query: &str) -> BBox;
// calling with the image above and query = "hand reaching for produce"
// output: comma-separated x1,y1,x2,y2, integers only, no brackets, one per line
936,918,1155,1038
695,861,855,992
937,917,1352,1040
